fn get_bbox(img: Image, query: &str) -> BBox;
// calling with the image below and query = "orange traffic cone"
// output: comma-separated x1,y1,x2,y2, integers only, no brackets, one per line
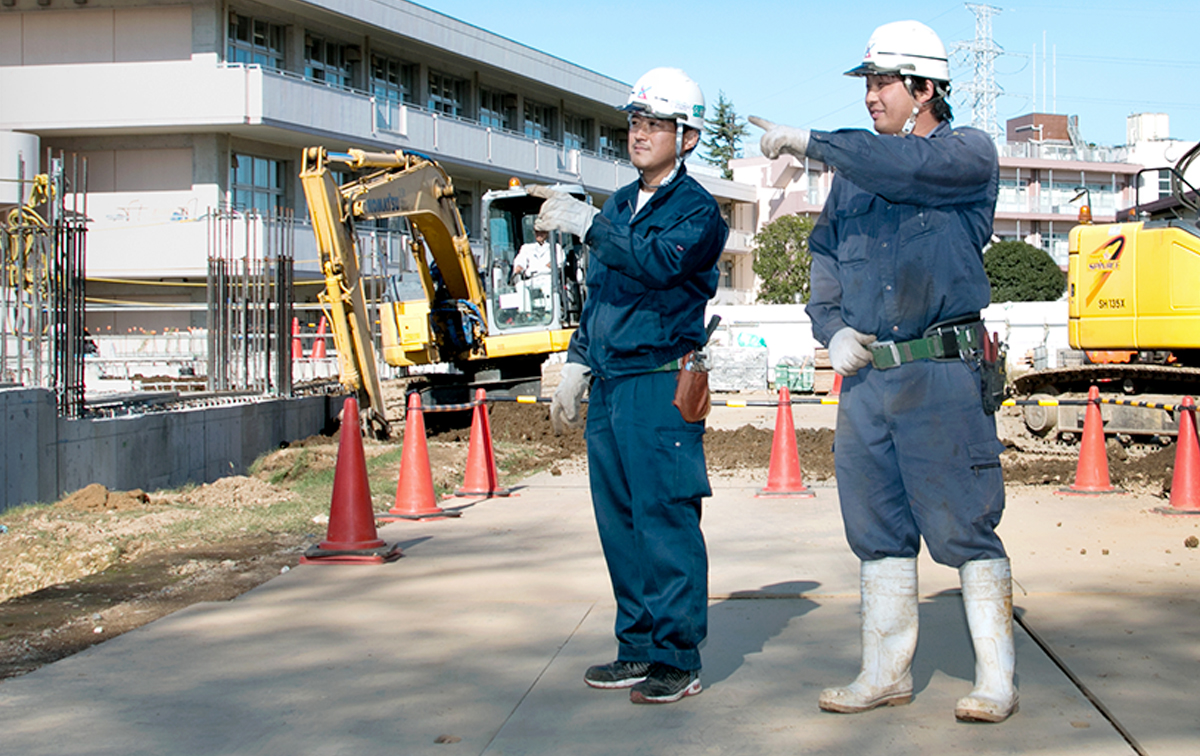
291,317,303,361
1156,396,1200,515
311,316,328,359
829,373,843,398
455,389,511,497
757,386,815,498
301,397,401,564
379,392,459,520
1059,386,1123,495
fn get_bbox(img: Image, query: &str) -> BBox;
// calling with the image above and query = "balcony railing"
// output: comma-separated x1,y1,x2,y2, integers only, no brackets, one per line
998,141,1130,164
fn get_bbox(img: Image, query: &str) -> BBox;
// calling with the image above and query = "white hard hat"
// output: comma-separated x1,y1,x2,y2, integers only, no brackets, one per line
619,67,706,131
845,20,949,82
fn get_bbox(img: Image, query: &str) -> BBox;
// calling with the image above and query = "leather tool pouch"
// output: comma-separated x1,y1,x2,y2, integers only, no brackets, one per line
979,331,1008,415
673,351,711,423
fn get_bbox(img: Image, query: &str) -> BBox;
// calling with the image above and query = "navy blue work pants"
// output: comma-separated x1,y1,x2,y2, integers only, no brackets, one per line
585,370,710,671
834,359,1008,568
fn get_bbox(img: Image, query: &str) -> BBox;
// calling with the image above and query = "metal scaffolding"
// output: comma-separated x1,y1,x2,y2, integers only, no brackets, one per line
1,151,88,418
206,208,295,396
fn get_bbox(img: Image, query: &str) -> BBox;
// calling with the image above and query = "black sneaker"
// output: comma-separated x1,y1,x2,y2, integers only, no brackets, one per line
584,660,652,689
629,663,702,704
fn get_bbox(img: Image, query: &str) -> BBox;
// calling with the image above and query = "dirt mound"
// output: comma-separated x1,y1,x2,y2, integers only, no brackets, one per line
61,484,153,512
179,476,295,508
705,426,837,480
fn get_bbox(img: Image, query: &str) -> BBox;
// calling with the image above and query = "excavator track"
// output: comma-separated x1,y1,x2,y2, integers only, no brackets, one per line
1013,364,1200,441
1013,363,1200,397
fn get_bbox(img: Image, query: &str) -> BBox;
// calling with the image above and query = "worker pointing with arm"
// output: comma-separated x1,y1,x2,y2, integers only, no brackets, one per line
530,67,727,705
751,20,1016,723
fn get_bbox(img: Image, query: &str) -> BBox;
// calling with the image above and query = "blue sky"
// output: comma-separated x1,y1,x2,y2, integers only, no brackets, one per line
417,1,1199,151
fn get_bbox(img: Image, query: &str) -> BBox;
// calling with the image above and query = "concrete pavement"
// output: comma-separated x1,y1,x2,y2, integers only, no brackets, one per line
1,443,1198,754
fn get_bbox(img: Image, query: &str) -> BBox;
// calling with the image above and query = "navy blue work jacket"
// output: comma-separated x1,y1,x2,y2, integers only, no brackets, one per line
568,166,727,379
805,121,999,345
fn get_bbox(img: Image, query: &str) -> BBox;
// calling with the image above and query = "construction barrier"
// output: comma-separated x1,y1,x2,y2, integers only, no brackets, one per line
1156,396,1200,515
1058,386,1124,496
455,388,511,497
300,396,402,564
379,392,460,521
394,387,1195,518
311,316,328,359
756,387,815,498
291,317,303,361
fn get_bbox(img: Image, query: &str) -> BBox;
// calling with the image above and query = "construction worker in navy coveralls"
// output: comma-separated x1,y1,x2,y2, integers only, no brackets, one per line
529,67,727,705
751,20,1017,723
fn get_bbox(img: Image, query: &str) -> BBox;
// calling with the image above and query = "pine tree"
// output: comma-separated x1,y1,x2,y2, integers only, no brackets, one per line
701,92,749,180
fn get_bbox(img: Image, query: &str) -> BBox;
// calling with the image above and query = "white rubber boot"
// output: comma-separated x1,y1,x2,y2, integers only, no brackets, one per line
819,557,918,713
956,558,1018,723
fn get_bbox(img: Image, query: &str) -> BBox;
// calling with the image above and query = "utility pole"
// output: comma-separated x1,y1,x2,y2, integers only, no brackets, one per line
952,3,1004,141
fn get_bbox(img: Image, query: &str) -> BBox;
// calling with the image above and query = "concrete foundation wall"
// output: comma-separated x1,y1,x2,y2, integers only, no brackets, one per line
1,388,341,512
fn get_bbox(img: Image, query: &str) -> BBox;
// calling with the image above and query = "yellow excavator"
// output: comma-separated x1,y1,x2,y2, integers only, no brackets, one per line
1015,141,1200,440
299,147,589,438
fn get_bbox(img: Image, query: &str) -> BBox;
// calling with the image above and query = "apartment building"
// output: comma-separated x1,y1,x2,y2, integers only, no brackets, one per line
731,112,1198,279
0,0,758,331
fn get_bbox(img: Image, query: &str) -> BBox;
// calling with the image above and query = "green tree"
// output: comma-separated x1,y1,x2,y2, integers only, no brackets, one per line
701,91,748,180
983,240,1066,302
752,214,815,304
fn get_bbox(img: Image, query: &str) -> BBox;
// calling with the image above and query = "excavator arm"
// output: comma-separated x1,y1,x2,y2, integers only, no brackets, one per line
299,146,489,437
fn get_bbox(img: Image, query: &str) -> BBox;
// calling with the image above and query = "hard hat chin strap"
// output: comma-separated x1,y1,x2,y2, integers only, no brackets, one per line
900,75,946,135
640,123,687,190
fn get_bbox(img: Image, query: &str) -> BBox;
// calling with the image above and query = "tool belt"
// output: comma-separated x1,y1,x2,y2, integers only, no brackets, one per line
869,318,986,370
869,317,1007,414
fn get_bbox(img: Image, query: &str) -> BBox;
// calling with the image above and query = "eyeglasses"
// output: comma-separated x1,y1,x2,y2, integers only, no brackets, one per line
628,115,676,135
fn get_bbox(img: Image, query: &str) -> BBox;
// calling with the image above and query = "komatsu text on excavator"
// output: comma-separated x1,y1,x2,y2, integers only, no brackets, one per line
1015,142,1200,441
299,147,589,438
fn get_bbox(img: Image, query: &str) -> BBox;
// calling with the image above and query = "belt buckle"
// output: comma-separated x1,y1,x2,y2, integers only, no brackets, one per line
870,340,901,370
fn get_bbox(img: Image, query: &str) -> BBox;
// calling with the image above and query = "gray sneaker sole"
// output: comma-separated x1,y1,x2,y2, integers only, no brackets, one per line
629,678,702,704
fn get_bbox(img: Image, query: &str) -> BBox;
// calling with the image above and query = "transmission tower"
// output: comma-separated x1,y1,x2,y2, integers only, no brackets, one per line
952,3,1004,140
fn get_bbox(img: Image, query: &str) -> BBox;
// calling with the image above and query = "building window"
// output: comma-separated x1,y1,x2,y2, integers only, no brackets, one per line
524,100,555,142
228,14,284,69
479,88,515,130
719,258,734,289
305,34,352,89
231,154,286,217
600,124,627,159
456,191,474,238
563,113,591,151
371,55,415,104
428,71,467,117
997,178,1029,212
1159,169,1172,200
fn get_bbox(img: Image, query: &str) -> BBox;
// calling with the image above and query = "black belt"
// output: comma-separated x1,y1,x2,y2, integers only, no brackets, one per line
870,319,985,370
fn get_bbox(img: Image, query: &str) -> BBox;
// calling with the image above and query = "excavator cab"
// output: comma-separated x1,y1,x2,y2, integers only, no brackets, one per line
481,183,589,336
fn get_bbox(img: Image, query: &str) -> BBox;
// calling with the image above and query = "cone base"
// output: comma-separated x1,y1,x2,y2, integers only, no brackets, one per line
1056,485,1125,496
756,488,816,499
378,510,462,521
299,543,402,564
454,486,512,498
1153,506,1200,516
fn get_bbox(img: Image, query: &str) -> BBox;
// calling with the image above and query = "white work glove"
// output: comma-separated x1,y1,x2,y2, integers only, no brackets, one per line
551,361,591,434
829,327,877,377
748,115,811,160
528,185,600,240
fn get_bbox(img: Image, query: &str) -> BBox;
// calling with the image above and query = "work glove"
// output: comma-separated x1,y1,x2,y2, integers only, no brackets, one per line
829,327,877,377
551,361,591,434
528,185,600,240
748,116,811,160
